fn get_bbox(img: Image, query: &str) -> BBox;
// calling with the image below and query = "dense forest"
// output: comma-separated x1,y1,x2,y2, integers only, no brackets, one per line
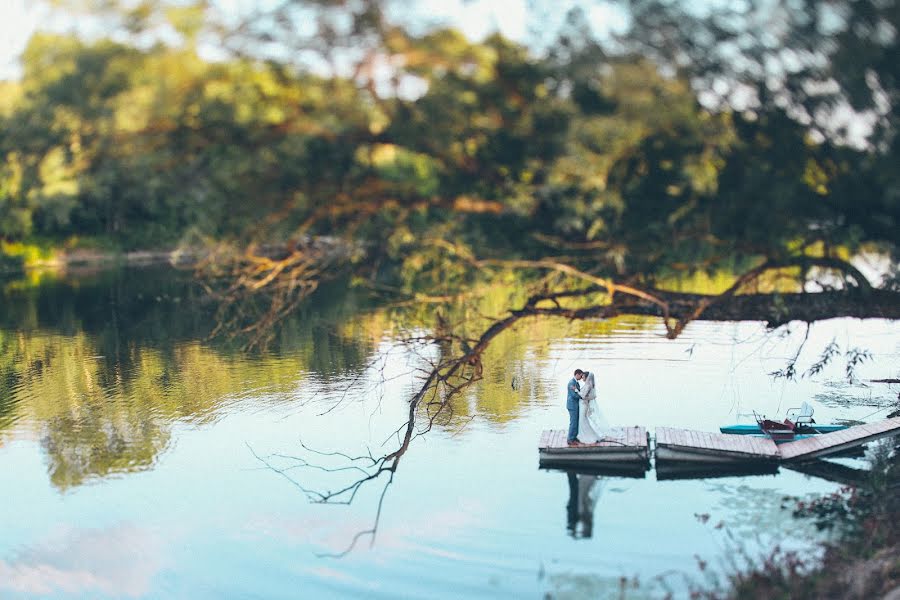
1,0,897,300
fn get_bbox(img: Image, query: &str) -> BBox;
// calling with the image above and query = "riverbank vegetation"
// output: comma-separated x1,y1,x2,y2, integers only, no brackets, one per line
690,442,900,599
2,2,897,292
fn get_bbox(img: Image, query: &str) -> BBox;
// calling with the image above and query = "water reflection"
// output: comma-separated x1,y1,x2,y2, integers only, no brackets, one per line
655,463,780,481
0,269,383,489
1,268,898,598
566,471,603,539
0,524,163,597
0,267,669,490
547,465,648,540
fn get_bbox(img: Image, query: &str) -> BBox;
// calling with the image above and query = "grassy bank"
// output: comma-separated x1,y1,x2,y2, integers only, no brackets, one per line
0,238,204,274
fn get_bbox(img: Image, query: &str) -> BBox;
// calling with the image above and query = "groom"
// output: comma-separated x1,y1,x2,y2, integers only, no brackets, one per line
567,369,585,445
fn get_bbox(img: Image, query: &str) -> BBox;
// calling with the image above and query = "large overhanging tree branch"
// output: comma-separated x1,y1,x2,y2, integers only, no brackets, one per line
203,204,900,348
470,254,888,333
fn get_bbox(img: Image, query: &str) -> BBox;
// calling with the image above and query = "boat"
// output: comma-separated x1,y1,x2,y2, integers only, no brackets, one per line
720,423,847,435
720,402,848,437
748,432,815,444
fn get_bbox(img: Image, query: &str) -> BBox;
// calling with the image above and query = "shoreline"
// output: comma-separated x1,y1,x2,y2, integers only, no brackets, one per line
0,247,205,276
0,237,356,275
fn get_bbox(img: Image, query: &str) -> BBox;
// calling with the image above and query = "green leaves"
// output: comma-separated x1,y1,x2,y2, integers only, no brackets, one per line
0,1,896,297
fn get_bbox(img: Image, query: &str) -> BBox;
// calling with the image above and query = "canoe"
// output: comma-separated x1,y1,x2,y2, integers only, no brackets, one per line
750,433,814,444
719,424,848,435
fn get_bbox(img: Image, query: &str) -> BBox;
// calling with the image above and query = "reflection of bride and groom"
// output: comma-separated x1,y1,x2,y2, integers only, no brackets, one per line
566,470,604,538
566,368,609,445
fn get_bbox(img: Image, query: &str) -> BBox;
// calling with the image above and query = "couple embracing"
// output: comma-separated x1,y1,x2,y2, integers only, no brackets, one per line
566,369,608,446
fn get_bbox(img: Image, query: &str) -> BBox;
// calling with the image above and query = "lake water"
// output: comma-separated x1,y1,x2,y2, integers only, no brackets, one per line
1,268,898,599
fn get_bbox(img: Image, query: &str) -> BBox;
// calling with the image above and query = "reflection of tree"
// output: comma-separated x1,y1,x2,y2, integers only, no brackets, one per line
7,335,321,488
40,408,170,489
0,343,19,437
0,273,387,488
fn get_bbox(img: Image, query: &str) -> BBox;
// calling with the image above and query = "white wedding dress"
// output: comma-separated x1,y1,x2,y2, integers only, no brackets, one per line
577,372,609,443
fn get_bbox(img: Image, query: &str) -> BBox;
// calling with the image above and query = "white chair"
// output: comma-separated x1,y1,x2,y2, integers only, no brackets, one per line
786,402,815,426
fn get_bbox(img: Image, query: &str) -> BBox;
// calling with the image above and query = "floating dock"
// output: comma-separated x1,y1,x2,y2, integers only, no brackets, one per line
778,417,900,462
656,427,780,464
538,427,649,467
538,417,900,468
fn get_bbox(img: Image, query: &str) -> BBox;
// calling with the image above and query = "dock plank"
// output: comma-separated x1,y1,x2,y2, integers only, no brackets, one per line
778,417,900,461
656,427,780,462
538,427,649,462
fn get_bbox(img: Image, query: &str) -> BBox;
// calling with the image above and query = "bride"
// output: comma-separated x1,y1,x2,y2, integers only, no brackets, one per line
577,370,609,443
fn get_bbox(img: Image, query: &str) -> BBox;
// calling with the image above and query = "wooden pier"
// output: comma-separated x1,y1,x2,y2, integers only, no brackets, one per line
656,427,780,464
778,417,900,462
538,427,649,466
538,417,900,469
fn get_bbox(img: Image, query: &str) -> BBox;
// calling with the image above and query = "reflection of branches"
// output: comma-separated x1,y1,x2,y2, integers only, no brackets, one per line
317,473,395,559
247,441,396,557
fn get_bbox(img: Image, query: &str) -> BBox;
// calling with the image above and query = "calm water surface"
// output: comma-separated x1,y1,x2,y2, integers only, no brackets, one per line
1,269,898,598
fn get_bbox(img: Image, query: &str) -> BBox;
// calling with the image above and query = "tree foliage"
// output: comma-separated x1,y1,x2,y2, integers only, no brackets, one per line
0,0,896,298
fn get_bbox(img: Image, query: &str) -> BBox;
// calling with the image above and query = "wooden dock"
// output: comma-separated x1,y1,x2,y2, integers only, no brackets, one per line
538,427,649,466
656,427,780,464
537,417,900,469
778,417,900,462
